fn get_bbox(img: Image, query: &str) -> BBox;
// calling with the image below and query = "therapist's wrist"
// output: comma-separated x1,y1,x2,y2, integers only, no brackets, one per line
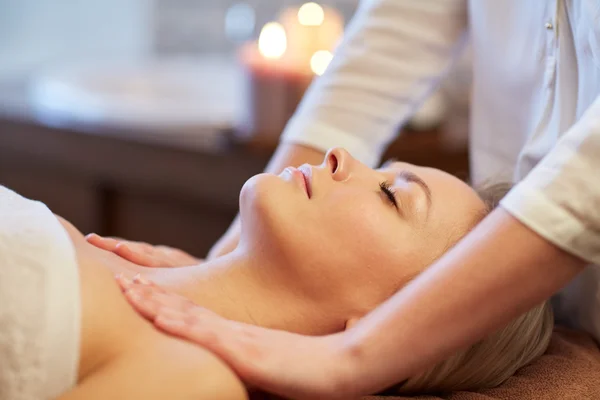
335,325,408,397
326,331,373,398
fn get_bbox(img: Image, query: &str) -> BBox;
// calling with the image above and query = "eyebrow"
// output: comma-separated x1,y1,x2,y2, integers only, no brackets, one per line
396,170,433,211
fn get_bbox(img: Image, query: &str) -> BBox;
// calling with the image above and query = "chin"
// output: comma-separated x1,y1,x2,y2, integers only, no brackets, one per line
239,174,307,256
239,173,283,213
240,173,285,220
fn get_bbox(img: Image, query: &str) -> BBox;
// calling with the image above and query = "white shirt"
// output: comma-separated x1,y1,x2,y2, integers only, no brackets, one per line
281,0,600,343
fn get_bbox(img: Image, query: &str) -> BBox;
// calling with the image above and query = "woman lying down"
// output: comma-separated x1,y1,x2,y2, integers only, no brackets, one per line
0,147,552,399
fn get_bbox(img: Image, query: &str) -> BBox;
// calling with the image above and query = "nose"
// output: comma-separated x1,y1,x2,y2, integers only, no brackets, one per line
323,147,353,181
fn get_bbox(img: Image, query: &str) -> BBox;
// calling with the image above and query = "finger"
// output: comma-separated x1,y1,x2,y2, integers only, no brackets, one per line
138,242,156,254
146,289,199,312
153,246,183,268
86,234,121,251
154,307,190,323
132,273,154,286
115,243,161,267
115,273,134,291
154,307,250,350
124,287,163,320
124,284,196,314
154,312,223,346
122,285,179,320
172,249,202,265
154,245,199,267
154,315,265,382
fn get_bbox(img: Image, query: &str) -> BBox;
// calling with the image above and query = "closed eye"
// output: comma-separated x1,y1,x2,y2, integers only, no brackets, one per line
379,181,398,209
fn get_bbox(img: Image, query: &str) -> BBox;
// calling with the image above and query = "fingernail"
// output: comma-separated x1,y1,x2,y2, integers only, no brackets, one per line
116,273,133,286
85,233,98,240
133,274,151,285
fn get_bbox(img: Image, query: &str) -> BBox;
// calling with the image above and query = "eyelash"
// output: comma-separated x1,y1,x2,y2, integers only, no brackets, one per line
379,181,398,209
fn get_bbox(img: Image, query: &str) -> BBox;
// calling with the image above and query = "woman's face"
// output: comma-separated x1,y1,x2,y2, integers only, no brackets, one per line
239,148,486,313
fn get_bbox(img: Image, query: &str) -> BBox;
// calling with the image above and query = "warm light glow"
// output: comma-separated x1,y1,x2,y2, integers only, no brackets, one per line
258,22,287,59
310,50,333,75
298,2,325,26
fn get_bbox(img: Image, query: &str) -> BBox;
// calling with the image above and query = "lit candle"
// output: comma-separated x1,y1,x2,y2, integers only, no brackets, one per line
236,22,313,145
279,2,344,73
235,4,345,146
310,50,334,76
258,22,287,59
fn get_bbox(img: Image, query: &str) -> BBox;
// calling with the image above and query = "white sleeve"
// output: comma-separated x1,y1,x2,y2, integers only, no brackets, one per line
501,95,600,265
281,0,469,167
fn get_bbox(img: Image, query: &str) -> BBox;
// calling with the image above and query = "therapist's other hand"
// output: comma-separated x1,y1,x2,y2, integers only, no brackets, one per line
86,234,201,268
117,275,358,400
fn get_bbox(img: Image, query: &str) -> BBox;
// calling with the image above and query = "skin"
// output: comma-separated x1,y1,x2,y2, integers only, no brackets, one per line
62,146,487,398
55,219,248,399
207,143,326,259
233,146,485,318
116,208,585,400
91,147,486,336
83,236,202,268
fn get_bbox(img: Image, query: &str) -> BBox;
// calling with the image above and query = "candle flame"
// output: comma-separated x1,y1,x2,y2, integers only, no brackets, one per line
310,50,333,75
298,2,325,26
258,22,287,59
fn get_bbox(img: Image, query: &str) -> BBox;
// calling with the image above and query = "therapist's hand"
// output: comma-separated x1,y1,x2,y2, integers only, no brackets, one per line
86,234,201,268
117,275,358,400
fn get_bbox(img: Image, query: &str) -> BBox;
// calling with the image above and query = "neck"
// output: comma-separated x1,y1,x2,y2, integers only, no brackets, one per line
144,248,334,334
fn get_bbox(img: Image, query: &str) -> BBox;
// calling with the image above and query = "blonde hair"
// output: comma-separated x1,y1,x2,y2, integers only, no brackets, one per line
396,183,554,394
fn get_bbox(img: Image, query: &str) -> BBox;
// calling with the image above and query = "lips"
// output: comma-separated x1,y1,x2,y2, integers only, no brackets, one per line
285,166,312,198
297,165,312,198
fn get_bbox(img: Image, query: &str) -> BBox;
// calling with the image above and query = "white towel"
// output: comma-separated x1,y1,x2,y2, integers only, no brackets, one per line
0,186,80,400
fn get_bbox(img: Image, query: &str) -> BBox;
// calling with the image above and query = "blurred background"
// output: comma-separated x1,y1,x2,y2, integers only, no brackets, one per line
0,0,472,256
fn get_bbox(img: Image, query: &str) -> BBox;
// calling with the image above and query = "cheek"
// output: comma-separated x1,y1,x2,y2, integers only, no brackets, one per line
304,197,424,303
324,193,434,275
315,195,407,264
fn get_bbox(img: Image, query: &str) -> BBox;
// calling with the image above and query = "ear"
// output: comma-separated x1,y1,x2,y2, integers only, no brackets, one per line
344,316,362,331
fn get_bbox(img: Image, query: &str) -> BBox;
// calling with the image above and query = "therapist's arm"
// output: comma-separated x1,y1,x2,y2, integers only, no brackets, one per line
208,0,469,259
340,208,584,395
121,208,584,399
350,90,600,391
